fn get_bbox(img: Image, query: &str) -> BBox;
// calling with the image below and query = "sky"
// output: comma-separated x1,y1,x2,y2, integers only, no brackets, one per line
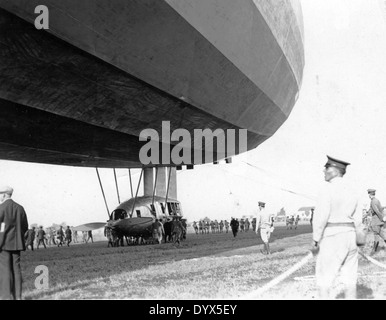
1,0,386,226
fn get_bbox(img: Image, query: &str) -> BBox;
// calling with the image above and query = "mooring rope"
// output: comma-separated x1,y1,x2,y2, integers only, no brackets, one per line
241,251,314,299
359,251,386,270
294,271,386,282
241,249,386,299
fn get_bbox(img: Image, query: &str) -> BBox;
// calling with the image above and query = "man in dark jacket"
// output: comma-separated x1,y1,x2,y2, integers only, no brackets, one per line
24,226,35,251
0,186,29,300
36,226,47,249
367,189,386,254
56,226,64,247
230,218,239,237
65,226,72,247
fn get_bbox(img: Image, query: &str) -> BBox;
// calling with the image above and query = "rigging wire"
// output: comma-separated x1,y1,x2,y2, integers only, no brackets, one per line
130,168,144,218
128,169,134,198
95,168,110,218
113,168,120,204
218,165,316,201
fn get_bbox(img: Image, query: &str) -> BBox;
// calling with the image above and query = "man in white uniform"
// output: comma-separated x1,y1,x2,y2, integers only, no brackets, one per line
256,201,274,255
311,155,362,299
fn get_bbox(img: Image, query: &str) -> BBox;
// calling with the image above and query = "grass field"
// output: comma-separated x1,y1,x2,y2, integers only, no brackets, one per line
19,222,386,300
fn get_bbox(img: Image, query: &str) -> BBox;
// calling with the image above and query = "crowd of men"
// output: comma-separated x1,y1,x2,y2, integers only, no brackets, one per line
191,218,256,235
286,215,301,229
23,226,94,250
191,213,308,236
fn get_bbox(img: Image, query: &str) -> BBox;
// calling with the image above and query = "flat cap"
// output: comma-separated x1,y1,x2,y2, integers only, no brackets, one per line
324,155,350,170
367,189,376,195
0,186,13,195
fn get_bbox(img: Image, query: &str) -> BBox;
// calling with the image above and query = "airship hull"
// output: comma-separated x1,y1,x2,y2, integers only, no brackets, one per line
0,0,304,167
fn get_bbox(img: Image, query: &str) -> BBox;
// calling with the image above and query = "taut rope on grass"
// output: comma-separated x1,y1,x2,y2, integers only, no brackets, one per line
359,251,386,270
241,252,314,299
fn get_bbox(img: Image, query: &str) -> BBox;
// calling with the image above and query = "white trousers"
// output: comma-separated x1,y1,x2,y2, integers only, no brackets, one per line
316,230,358,288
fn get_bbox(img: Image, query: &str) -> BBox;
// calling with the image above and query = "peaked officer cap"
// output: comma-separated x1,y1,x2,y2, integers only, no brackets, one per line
367,189,376,195
324,155,350,170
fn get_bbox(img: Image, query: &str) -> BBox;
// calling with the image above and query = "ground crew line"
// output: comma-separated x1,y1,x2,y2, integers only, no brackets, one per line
241,251,314,299
359,251,386,270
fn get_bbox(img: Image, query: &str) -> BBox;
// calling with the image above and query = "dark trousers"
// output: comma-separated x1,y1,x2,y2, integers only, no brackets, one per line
0,250,22,300
37,239,46,249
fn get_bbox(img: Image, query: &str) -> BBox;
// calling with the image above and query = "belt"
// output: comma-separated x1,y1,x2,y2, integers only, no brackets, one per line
326,222,354,228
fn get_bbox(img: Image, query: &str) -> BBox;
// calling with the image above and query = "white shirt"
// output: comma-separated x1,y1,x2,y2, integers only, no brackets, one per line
256,207,274,229
313,176,362,242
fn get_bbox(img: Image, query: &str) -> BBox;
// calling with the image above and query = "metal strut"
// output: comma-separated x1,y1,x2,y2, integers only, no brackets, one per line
96,168,110,218
113,168,120,204
130,168,144,218
164,167,172,216
128,169,134,198
152,167,158,207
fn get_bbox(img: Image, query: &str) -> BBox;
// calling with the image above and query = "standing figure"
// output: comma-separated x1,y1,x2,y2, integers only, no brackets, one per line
230,218,239,237
210,220,215,233
151,219,165,244
104,225,117,247
214,220,219,233
367,189,386,255
36,226,47,249
193,221,199,234
87,230,94,243
56,226,64,247
311,155,362,299
239,219,245,232
48,228,56,246
65,226,72,247
0,186,29,300
181,219,187,240
34,229,39,249
245,218,250,232
219,220,224,233
256,201,274,255
294,215,300,229
45,228,51,246
171,217,186,245
24,226,35,251
205,221,210,234
73,230,78,243
252,218,256,232
310,207,315,228
224,220,229,233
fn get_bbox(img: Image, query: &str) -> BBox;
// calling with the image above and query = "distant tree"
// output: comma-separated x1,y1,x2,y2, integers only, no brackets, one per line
277,207,286,216
276,208,286,222
51,222,67,230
